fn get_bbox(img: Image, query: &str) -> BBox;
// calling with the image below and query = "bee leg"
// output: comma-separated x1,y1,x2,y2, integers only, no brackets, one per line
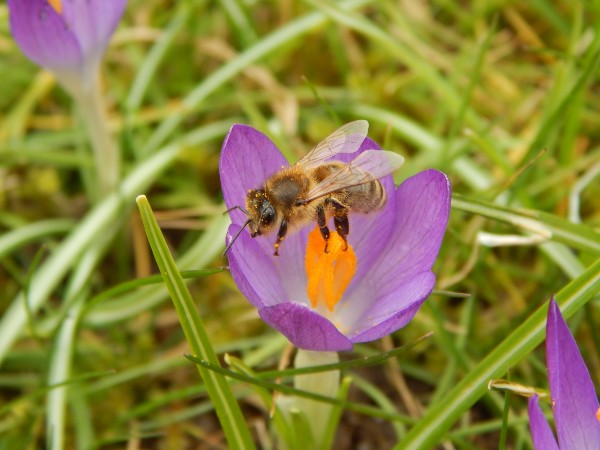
325,198,350,251
333,215,350,251
273,219,288,256
316,204,331,252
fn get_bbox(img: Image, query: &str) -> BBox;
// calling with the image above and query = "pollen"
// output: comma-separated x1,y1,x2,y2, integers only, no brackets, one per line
596,407,600,422
47,0,62,14
305,227,356,312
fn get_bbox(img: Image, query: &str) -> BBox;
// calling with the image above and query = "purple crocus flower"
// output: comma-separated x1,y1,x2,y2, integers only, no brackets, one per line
8,0,126,92
219,123,451,351
528,298,600,449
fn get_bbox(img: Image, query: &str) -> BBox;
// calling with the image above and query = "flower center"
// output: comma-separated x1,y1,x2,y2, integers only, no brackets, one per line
305,226,357,312
47,0,62,14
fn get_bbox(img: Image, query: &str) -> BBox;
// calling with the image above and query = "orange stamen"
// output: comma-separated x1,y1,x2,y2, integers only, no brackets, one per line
305,227,356,312
596,407,600,423
47,0,62,14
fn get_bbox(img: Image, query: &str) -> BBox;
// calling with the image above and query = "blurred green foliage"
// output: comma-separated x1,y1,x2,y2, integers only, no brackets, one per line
1,0,599,449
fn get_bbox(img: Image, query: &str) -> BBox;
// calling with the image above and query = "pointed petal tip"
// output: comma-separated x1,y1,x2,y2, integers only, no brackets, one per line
547,296,559,320
544,296,600,449
528,395,560,450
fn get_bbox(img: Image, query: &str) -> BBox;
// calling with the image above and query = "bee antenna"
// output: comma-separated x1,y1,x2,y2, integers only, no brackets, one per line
222,219,251,257
224,205,249,216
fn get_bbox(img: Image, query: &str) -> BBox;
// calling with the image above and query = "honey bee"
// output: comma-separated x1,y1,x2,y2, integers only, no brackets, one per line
226,120,404,256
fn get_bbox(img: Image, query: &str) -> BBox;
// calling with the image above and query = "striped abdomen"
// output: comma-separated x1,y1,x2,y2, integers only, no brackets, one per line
340,179,386,213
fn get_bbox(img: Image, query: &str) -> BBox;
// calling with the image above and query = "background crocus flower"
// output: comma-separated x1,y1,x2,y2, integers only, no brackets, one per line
8,0,127,194
8,0,127,94
528,298,600,449
220,124,451,351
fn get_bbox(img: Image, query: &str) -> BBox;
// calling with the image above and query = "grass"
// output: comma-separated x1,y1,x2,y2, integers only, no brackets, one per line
1,0,600,449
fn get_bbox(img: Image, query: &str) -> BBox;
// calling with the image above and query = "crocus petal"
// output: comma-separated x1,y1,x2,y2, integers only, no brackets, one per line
220,123,451,351
259,302,353,351
340,170,450,322
220,124,288,227
528,395,560,450
8,0,126,74
226,224,286,309
220,124,311,300
220,129,398,305
348,271,436,342
361,169,450,288
60,0,127,62
382,169,451,278
546,299,600,450
9,0,82,71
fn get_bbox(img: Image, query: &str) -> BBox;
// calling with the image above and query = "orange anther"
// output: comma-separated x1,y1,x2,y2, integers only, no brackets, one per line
305,227,356,312
47,0,62,14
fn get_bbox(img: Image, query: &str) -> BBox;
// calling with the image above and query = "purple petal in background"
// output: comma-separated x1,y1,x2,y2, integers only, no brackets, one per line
546,299,600,450
8,0,126,74
9,0,82,71
60,0,127,62
528,395,560,450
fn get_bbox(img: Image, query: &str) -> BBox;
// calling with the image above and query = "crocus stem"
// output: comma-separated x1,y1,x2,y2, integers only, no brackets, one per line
293,349,340,448
71,73,120,197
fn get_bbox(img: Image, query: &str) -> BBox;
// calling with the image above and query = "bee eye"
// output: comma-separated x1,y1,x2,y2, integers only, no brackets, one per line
261,207,275,225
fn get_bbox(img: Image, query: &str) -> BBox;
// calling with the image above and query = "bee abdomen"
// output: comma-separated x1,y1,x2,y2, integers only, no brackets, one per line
345,180,386,213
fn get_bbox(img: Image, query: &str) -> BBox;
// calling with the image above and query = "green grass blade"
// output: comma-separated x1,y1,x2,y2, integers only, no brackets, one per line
452,194,600,255
46,297,84,450
136,195,256,450
0,219,73,259
125,1,192,113
84,268,225,312
70,384,94,449
347,104,493,190
218,0,259,48
83,210,230,327
0,122,229,366
47,238,109,450
518,23,600,169
353,375,405,439
321,376,352,450
186,355,413,423
398,257,600,449
249,332,431,379
139,0,374,157
498,372,512,450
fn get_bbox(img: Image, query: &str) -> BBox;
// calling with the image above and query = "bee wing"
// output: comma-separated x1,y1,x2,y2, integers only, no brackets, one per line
301,150,404,203
295,120,369,168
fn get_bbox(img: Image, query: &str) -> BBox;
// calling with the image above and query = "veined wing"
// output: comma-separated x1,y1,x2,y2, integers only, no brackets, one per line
300,150,404,204
295,120,369,168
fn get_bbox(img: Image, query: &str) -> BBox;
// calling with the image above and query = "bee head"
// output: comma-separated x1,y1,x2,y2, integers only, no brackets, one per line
246,189,277,237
